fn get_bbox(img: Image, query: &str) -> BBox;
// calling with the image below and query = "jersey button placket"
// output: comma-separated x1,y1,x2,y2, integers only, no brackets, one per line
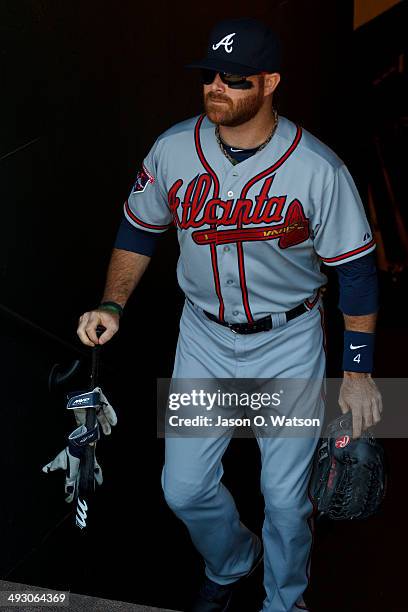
224,172,242,325
218,171,240,322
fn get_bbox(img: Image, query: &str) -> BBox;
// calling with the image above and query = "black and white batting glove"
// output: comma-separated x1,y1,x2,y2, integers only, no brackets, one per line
42,426,103,503
73,387,117,436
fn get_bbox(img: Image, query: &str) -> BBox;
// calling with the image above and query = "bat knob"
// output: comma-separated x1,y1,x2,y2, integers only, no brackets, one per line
96,325,106,339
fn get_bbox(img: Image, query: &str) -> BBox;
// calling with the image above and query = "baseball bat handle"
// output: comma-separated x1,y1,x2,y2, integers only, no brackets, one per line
75,325,105,530
91,326,105,389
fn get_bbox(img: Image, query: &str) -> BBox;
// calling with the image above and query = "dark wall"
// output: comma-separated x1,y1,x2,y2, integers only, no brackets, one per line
1,1,406,610
1,0,353,337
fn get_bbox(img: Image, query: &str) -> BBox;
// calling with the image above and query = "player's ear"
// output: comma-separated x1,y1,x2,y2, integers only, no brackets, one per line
263,72,280,97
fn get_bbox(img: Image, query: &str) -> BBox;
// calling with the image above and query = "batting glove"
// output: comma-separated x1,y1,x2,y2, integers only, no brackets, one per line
42,424,103,503
42,447,103,503
73,387,117,436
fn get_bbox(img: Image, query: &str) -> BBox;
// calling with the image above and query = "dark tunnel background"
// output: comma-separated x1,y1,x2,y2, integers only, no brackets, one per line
0,1,407,611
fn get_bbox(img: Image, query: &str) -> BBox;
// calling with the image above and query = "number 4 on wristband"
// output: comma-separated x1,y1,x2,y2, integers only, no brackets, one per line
343,330,374,373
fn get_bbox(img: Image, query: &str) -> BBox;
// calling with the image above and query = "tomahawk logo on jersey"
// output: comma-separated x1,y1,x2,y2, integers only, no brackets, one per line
168,173,310,249
123,113,375,320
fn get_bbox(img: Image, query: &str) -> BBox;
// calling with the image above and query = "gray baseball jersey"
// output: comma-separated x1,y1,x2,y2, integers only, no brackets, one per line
124,114,375,322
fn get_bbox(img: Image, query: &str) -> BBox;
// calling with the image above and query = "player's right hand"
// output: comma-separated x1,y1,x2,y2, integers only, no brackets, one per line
77,309,119,346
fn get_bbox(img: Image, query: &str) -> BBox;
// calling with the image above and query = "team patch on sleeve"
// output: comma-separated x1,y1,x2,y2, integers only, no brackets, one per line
131,165,155,194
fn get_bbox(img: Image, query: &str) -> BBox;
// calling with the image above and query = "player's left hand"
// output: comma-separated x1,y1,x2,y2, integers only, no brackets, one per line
73,387,118,436
338,372,383,438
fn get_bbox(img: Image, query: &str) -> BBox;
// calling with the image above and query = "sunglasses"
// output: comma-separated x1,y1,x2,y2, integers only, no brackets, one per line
201,69,254,90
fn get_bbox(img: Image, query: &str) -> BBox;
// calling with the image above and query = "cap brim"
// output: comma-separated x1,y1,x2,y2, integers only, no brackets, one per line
186,57,257,77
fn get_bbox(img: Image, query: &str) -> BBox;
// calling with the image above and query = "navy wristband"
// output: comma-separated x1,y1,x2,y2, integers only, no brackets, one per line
343,330,375,373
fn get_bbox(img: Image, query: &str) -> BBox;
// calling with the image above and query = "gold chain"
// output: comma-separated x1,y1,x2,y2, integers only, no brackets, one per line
215,108,279,166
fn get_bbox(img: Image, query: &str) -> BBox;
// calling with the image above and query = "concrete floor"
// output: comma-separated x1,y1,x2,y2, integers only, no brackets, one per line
0,581,180,612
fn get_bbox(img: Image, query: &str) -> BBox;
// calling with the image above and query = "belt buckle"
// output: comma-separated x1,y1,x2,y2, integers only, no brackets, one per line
228,323,239,334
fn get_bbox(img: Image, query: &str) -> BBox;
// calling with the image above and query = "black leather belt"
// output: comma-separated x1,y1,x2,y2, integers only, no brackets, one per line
199,302,308,334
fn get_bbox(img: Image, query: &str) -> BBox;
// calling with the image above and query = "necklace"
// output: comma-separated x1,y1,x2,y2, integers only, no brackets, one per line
215,108,279,166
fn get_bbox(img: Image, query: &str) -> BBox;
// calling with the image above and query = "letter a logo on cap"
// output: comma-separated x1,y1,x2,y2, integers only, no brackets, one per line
212,33,236,54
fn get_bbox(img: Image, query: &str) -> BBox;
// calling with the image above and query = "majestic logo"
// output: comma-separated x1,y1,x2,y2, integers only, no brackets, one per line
168,173,310,249
335,435,351,449
132,164,155,194
212,33,236,54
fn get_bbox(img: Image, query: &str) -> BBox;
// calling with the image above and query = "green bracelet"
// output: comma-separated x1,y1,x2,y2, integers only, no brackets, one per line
98,301,124,317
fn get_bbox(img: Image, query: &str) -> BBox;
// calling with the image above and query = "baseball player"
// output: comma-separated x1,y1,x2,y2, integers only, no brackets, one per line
77,18,383,612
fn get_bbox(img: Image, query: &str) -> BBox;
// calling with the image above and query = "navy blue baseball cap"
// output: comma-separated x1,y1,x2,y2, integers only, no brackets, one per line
187,18,281,76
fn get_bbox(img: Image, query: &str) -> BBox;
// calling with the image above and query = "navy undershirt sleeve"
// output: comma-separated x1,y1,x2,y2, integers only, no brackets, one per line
336,252,379,316
114,217,159,256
